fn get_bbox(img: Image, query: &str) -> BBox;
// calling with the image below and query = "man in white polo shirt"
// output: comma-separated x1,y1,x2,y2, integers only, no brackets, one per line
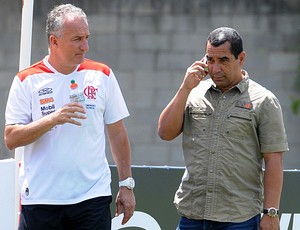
5,4,135,230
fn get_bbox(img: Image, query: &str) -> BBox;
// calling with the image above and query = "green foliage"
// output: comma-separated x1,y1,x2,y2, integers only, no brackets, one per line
291,60,300,115
291,98,300,114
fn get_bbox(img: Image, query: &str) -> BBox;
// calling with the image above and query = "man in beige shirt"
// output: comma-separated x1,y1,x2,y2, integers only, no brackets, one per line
158,27,288,230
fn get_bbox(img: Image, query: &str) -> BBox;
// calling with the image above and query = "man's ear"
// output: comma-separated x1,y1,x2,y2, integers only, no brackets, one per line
239,51,246,66
49,35,58,47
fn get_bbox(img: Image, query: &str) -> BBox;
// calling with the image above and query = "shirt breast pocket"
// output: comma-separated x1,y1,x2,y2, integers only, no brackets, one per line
225,108,253,139
189,107,212,135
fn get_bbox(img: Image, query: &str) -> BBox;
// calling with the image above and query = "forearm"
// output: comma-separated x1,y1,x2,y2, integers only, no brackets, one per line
4,115,56,150
263,152,283,209
114,137,132,181
108,121,132,180
158,86,191,141
5,103,87,150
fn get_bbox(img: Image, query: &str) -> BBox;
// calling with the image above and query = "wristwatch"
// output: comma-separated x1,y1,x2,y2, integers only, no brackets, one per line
262,207,279,217
119,177,135,190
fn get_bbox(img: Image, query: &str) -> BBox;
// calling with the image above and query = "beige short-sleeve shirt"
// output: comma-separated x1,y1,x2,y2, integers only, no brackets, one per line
175,71,288,222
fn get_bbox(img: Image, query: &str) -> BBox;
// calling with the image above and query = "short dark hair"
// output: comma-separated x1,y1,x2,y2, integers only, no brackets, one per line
207,27,243,59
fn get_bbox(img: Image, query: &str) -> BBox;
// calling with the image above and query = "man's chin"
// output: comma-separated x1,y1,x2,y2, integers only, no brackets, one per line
76,58,84,65
75,56,85,64
212,78,224,85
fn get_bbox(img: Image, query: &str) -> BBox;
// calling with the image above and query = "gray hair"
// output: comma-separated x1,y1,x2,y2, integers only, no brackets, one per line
46,4,88,44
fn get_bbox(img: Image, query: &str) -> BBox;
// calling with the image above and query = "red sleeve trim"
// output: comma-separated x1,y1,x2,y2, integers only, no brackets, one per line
78,59,111,77
17,61,54,82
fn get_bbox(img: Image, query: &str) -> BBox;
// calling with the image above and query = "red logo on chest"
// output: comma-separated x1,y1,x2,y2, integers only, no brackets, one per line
84,86,98,99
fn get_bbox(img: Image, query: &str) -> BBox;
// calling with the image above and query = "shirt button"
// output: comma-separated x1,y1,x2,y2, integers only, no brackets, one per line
208,188,213,192
209,169,213,173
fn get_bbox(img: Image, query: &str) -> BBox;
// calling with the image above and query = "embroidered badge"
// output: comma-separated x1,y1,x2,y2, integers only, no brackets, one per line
235,100,253,110
84,85,98,99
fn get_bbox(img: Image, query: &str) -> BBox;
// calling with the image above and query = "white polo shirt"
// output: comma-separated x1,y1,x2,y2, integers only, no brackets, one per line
5,57,129,205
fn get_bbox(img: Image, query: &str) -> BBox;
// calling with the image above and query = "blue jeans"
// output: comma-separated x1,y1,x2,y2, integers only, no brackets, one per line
176,214,260,230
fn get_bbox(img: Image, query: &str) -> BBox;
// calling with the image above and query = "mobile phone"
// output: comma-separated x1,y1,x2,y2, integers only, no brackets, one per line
201,55,208,74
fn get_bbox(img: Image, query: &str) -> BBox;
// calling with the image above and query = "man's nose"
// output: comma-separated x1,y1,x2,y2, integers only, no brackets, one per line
80,40,89,51
210,63,221,74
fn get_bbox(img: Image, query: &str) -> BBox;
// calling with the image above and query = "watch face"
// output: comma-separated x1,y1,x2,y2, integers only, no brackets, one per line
268,208,278,217
128,178,135,188
269,208,276,215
